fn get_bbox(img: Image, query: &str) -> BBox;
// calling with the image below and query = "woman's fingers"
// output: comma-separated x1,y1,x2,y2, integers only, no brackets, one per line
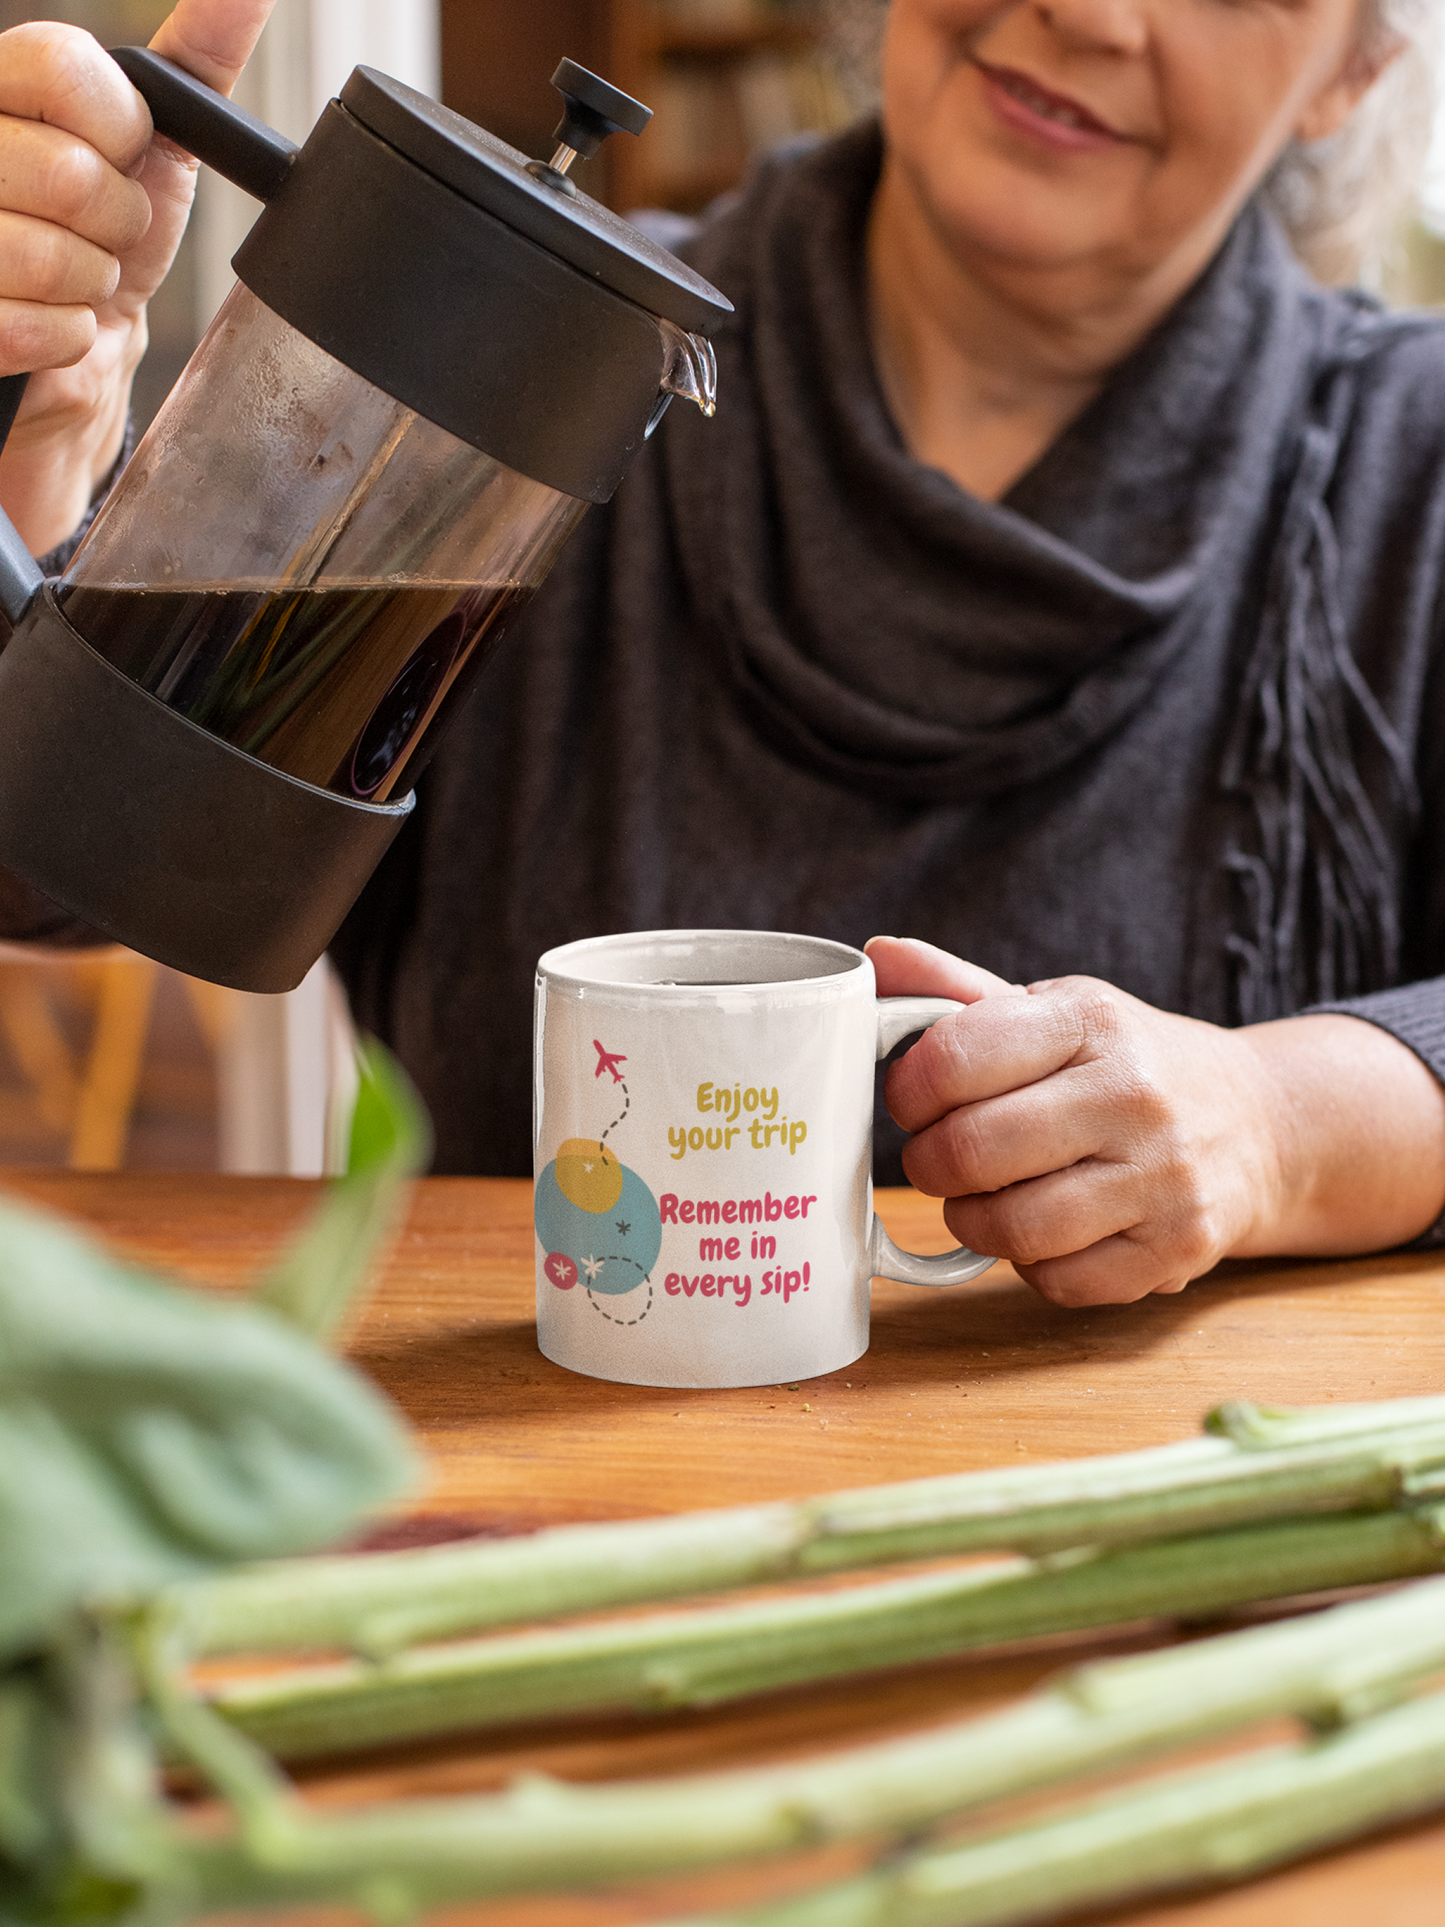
0,117,152,255
0,119,149,378
0,209,123,309
1004,1231,1199,1309
0,26,152,382
0,294,95,377
150,0,280,97
937,1155,1219,1290
899,1067,1104,1197
940,1161,1137,1270
0,23,152,170
0,88,153,260
885,974,1117,1134
866,934,1025,1005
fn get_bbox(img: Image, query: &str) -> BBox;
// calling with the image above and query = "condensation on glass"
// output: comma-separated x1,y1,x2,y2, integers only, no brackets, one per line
58,285,587,801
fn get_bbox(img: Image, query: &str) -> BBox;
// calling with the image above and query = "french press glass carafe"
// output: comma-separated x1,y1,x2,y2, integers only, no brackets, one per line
0,51,730,992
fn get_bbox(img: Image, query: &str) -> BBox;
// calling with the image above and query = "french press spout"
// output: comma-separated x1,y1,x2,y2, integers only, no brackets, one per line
0,51,730,994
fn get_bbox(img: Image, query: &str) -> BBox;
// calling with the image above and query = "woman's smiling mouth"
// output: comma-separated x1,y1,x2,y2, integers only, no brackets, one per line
973,58,1130,153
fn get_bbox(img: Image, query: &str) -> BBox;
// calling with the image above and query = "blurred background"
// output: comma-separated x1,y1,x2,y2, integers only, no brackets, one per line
0,0,1443,1176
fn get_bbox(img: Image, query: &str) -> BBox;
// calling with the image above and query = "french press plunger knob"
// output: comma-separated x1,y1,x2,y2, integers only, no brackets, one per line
530,60,653,193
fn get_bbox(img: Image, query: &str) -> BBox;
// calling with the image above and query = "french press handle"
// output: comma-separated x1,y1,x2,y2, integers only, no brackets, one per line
0,379,40,628
0,48,300,627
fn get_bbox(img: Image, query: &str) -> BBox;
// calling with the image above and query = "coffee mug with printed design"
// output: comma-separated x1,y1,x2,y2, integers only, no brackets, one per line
533,929,995,1388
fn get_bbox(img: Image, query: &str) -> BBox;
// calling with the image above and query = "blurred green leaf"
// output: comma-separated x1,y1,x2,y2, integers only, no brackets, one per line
253,1039,431,1346
0,1041,430,1666
346,1041,429,1181
0,1191,416,1664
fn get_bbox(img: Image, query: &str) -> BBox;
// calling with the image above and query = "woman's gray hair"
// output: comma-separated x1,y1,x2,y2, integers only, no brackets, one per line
828,0,1441,290
1263,0,1441,286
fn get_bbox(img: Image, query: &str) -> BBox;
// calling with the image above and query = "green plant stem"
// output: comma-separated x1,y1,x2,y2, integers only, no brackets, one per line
653,1683,1445,1927
207,1504,1445,1760
169,1396,1445,1659
141,1575,1445,1915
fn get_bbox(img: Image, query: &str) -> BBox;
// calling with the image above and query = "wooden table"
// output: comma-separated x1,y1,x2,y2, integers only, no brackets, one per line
9,1170,1445,1926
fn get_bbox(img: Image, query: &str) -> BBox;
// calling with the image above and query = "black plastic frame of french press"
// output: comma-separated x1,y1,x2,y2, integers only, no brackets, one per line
231,99,669,504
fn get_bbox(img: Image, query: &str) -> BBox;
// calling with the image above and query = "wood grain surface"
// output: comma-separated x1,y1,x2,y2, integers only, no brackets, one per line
7,1169,1444,1926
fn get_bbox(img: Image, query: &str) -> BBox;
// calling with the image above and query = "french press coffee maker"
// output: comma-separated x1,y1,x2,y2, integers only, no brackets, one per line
0,49,729,992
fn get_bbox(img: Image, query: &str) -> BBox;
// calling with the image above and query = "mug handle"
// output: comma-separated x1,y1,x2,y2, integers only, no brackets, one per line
869,996,996,1287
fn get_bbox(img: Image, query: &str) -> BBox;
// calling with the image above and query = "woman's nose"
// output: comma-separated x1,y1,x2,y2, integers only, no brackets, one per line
1031,0,1149,59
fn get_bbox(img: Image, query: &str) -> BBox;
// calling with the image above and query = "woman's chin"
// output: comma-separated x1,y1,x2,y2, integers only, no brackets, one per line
923,195,1122,280
888,150,1133,282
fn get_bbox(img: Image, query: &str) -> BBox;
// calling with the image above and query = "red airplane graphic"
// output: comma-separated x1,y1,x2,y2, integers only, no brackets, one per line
593,1039,627,1083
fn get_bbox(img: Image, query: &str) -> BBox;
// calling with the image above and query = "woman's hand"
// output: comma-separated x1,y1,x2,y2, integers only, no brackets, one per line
868,936,1445,1307
0,2,276,555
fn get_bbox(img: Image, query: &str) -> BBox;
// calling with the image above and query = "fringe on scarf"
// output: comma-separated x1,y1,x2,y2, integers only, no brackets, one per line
1223,350,1421,1022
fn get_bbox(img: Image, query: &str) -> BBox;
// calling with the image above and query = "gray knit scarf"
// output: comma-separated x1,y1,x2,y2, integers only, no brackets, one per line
1221,333,1424,1018
662,123,1430,1023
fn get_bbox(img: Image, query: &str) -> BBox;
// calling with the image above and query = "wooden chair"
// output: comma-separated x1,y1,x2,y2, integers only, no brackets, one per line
0,947,354,1174
0,945,236,1171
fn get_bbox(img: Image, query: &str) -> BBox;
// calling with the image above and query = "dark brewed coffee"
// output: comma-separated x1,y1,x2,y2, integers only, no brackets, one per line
57,580,531,800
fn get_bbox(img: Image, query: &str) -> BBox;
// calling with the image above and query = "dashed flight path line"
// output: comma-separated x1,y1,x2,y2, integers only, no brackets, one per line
587,1257,652,1326
600,1079,629,1151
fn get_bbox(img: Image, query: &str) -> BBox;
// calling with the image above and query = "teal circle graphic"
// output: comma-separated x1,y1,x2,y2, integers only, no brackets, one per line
534,1160,662,1295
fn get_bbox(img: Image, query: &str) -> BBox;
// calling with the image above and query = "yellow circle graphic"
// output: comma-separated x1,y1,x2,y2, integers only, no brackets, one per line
555,1138,624,1213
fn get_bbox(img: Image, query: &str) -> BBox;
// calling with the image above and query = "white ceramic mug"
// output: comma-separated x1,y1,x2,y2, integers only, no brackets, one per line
532,929,995,1388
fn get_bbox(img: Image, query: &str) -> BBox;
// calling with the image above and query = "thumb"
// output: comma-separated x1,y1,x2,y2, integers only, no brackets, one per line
102,0,280,321
864,935,1026,1004
149,0,279,96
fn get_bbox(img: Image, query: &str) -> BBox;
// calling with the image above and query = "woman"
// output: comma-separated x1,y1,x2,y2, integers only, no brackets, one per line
1,0,1443,1306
